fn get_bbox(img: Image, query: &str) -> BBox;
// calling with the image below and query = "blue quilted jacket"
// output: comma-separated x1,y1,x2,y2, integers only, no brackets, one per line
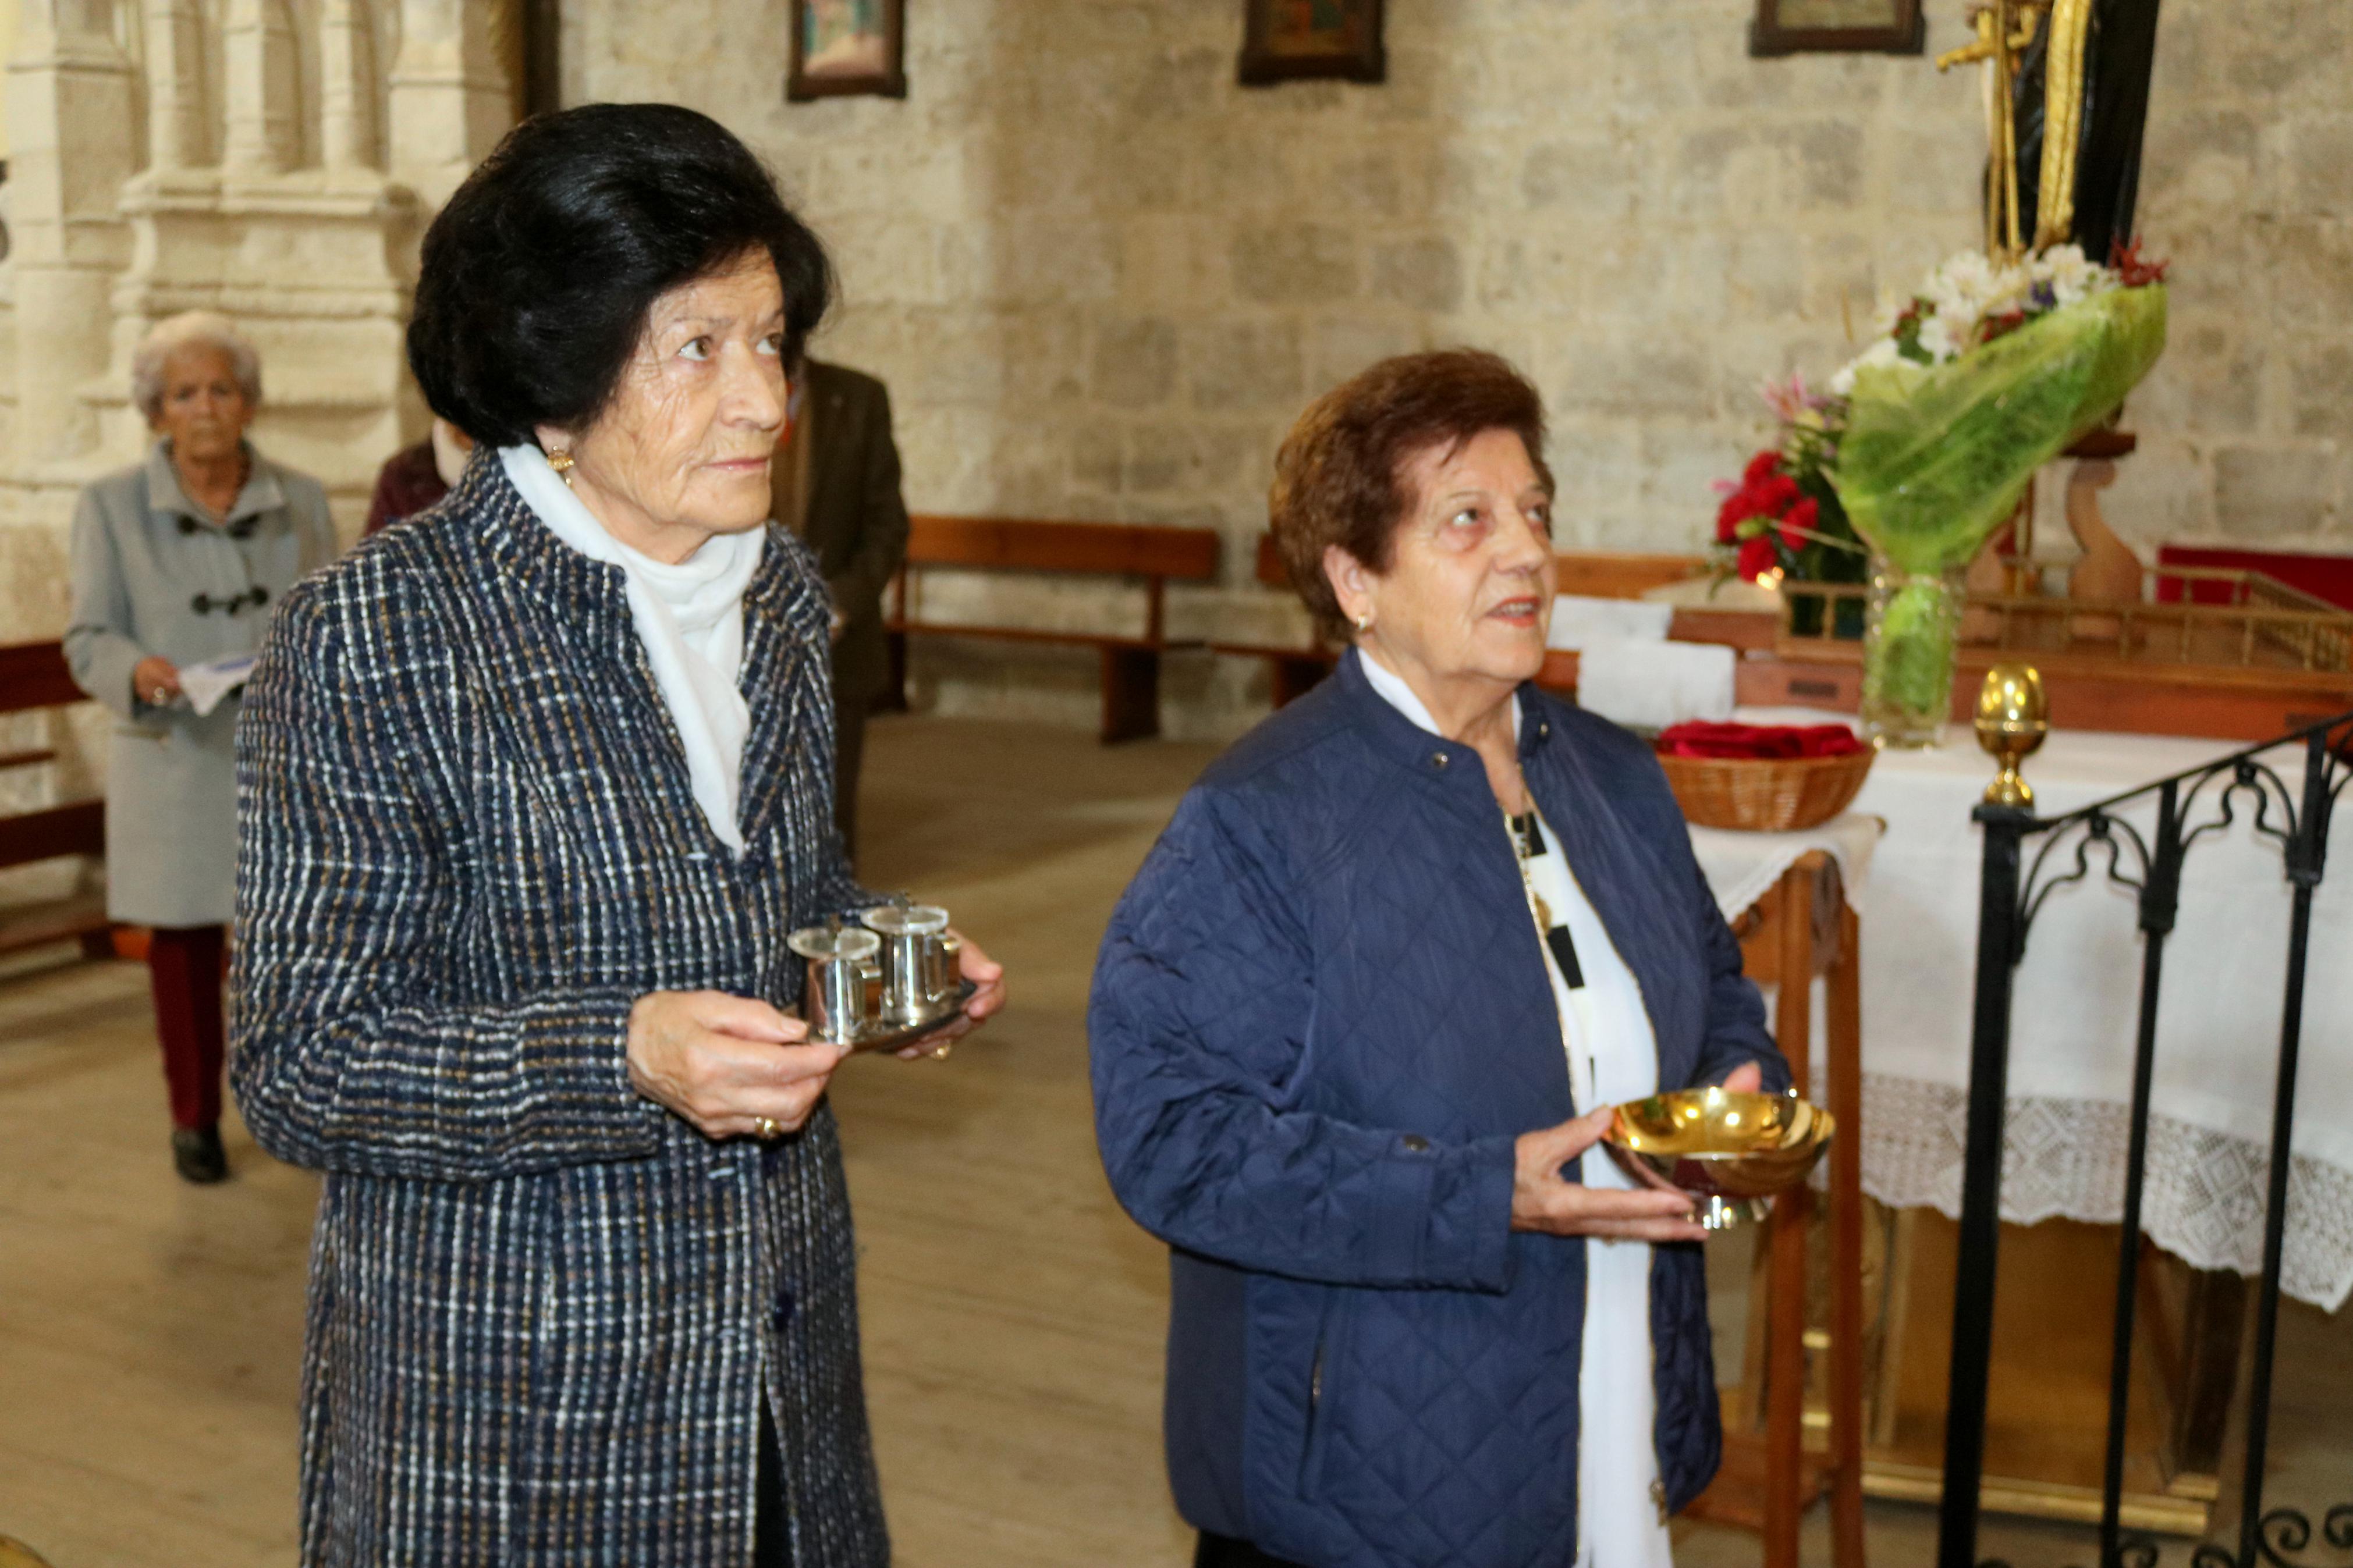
1090,650,1786,1568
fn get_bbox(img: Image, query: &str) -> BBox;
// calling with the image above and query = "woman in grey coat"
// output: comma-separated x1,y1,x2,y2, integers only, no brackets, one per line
64,310,337,1183
232,104,1003,1566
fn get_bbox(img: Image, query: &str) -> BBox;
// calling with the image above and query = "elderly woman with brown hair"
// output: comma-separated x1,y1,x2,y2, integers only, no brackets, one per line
230,103,1002,1566
64,310,338,1184
1090,350,1784,1568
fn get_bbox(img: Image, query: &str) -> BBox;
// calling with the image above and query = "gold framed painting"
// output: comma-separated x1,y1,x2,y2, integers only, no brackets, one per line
1237,0,1385,87
1750,0,1925,55
787,0,906,101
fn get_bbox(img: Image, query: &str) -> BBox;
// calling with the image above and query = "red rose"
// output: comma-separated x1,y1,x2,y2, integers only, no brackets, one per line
1779,496,1818,548
1758,473,1801,515
1736,535,1777,581
1744,450,1781,485
1716,492,1749,541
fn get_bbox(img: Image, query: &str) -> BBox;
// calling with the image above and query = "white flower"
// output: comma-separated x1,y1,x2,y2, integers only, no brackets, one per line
1871,287,1916,338
1831,336,1905,395
2031,242,2111,308
1916,310,1965,362
1928,248,2032,326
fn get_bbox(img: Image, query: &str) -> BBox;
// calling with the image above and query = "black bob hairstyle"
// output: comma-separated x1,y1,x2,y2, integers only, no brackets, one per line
407,102,832,450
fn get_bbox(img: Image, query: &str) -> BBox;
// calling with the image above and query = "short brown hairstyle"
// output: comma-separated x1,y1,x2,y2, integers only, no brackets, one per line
1269,349,1554,641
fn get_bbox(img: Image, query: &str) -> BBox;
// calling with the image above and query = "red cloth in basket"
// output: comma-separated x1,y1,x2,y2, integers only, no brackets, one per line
1655,720,1865,760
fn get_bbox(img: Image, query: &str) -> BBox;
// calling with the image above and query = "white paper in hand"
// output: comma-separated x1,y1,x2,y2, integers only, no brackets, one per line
178,653,256,717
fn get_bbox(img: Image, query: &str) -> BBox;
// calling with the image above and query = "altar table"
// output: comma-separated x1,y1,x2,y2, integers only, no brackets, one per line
1688,714,2353,1312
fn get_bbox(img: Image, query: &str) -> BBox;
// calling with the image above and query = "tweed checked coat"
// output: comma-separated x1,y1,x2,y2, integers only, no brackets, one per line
230,454,889,1566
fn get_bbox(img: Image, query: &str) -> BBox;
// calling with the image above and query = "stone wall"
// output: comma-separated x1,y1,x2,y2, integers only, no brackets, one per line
572,0,2350,733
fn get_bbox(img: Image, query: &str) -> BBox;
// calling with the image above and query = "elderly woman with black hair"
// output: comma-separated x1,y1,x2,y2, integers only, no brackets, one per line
230,103,1002,1566
1091,351,1785,1568
65,310,336,1184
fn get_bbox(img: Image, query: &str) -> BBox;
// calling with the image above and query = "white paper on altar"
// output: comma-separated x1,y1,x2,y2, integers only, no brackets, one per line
1577,638,1734,731
1838,726,2353,1310
1546,593,1674,650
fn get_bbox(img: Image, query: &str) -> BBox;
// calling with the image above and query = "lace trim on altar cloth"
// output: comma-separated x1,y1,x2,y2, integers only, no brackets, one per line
1861,1074,2353,1313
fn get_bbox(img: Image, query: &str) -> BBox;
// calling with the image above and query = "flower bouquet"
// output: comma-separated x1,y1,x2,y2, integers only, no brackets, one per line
1713,376,1868,638
1826,243,2169,745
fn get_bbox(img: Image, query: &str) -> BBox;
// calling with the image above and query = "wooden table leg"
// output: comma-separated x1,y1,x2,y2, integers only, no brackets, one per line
1829,904,1868,1568
1765,862,1818,1568
1099,645,1163,744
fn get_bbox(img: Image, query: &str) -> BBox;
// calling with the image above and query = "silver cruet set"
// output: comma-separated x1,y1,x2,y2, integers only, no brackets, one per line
787,896,973,1051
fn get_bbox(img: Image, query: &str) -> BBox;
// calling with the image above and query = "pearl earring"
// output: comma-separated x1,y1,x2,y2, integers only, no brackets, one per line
1354,612,1373,633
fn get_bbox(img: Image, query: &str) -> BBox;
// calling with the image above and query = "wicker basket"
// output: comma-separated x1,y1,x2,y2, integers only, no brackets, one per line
1657,748,1876,833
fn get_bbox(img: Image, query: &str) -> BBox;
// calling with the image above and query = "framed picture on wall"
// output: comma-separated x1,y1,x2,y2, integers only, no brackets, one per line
1238,0,1385,87
787,0,906,101
1749,0,1925,56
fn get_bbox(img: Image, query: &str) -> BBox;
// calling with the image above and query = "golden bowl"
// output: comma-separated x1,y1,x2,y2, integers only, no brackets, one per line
1603,1089,1834,1231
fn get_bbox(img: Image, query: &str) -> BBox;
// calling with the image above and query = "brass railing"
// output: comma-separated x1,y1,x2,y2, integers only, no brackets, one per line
1778,566,2353,674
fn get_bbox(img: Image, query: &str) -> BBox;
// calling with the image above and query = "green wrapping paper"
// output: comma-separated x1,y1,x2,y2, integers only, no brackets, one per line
1830,284,2167,734
1832,285,2169,575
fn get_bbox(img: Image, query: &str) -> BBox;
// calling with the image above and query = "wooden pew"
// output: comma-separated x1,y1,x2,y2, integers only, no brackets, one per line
1215,541,1711,707
883,514,1222,743
0,641,110,958
1205,535,1340,708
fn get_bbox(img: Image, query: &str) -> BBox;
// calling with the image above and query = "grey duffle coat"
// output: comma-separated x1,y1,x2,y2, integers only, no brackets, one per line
229,454,889,1566
65,439,338,927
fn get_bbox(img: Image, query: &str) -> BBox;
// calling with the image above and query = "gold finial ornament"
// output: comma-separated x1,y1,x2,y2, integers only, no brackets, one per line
1975,663,2049,808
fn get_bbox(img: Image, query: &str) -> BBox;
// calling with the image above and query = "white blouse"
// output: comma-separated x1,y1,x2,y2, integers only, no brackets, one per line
1358,655,1675,1568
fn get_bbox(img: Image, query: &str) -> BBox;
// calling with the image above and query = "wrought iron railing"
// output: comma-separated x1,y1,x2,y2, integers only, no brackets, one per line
1938,703,2353,1568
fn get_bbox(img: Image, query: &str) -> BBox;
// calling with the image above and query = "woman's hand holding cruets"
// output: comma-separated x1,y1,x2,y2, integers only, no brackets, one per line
630,898,1005,1143
790,896,1006,1061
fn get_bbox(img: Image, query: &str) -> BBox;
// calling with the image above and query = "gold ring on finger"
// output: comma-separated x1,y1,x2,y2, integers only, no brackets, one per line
752,1116,783,1140
929,1043,953,1061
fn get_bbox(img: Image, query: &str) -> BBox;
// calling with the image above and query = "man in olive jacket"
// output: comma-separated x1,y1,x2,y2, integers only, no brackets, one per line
771,357,910,859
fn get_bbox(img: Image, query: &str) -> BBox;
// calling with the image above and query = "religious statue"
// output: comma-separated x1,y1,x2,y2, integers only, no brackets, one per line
1936,0,2163,264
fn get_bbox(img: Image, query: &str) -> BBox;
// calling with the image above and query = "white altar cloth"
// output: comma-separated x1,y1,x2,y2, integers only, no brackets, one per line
1687,712,2353,1311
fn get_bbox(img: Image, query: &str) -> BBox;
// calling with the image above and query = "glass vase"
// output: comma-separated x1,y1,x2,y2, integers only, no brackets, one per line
1861,556,1967,749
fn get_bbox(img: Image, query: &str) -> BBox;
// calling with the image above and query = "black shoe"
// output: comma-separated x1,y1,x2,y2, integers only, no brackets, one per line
171,1125,229,1184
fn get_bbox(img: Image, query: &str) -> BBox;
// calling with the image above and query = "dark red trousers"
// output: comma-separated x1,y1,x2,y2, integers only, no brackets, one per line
147,924,226,1131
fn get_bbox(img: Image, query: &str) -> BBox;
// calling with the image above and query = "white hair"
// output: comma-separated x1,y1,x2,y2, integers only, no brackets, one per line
131,311,262,422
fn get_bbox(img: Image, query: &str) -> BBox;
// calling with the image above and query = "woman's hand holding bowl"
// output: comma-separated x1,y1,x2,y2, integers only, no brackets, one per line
892,932,1006,1060
1511,1106,1709,1242
1510,1060,1769,1240
627,990,843,1139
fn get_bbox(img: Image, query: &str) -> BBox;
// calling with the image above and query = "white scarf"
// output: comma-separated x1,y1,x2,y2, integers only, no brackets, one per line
501,445,764,852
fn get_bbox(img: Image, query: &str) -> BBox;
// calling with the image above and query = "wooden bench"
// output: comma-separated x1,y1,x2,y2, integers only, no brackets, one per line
882,514,1222,743
0,640,111,959
1205,535,1340,708
1213,542,1715,707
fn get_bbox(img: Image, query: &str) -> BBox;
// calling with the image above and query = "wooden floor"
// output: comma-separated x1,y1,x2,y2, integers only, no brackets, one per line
2,713,2346,1566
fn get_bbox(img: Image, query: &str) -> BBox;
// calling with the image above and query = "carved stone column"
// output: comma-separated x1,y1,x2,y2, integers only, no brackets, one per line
3,0,137,495
388,0,512,209
318,0,379,172
221,0,301,173
141,0,208,171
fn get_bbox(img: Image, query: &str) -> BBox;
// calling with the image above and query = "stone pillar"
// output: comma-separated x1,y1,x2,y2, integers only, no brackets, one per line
221,0,301,173
318,0,378,172
388,0,511,209
5,0,136,484
141,0,208,171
